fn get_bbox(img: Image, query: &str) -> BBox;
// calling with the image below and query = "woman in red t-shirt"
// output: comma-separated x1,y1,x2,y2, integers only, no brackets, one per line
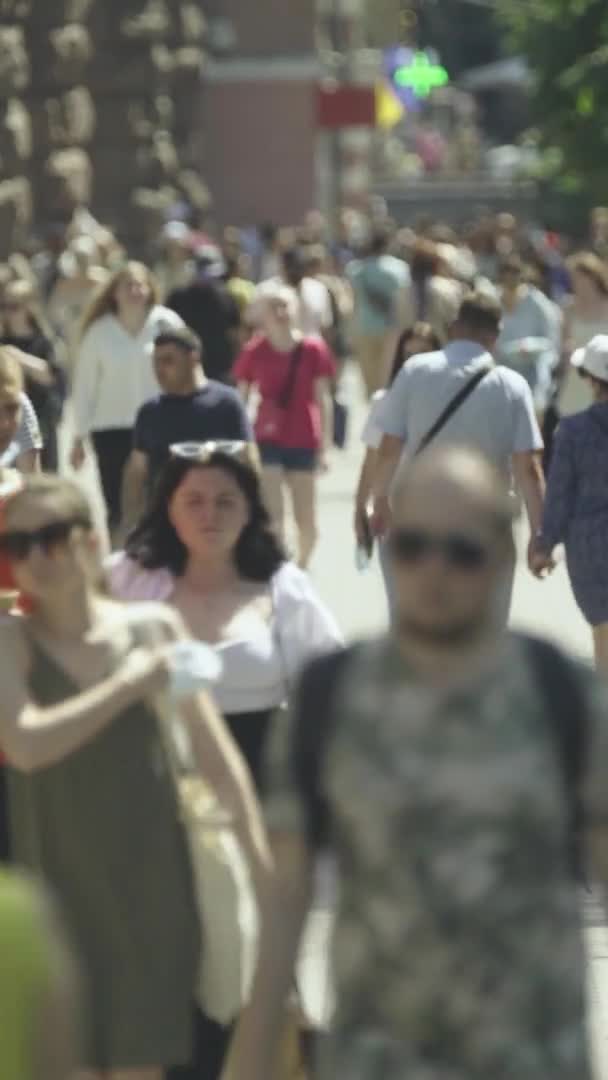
234,283,336,568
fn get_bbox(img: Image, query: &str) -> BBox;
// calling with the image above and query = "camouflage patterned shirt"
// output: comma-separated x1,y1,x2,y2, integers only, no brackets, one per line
265,634,607,1080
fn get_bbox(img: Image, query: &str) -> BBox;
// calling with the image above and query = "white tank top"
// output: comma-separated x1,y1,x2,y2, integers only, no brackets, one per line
212,619,286,715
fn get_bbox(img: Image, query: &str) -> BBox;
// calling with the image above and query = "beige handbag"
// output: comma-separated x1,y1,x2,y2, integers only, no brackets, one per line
178,778,258,1025
129,617,258,1025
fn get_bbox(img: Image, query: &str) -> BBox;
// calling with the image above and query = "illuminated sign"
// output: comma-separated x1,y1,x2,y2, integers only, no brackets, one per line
384,46,450,111
393,52,449,98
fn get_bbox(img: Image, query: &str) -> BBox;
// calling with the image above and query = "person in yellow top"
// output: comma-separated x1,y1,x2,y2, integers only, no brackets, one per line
0,870,80,1080
224,252,257,345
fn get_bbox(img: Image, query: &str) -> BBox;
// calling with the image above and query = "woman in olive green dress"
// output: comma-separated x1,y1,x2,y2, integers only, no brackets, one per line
0,474,271,1080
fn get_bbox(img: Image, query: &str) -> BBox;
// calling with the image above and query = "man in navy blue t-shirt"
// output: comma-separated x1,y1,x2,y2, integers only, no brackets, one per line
121,324,252,529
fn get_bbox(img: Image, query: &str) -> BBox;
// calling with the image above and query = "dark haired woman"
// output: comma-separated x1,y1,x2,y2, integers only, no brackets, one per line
108,441,342,789
108,442,341,1080
532,336,608,672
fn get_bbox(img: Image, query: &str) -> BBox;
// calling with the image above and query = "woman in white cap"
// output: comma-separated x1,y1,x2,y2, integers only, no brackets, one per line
532,334,608,670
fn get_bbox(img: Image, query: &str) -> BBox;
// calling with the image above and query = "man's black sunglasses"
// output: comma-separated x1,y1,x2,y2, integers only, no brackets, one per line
0,517,91,562
389,528,490,572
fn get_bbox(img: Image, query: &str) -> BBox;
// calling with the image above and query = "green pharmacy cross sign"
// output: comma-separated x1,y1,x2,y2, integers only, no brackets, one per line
394,52,449,99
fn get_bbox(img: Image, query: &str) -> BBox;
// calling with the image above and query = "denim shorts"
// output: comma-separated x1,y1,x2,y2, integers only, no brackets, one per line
258,443,318,472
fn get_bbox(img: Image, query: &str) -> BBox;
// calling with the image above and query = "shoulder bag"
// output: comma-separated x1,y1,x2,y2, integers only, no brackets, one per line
257,342,305,444
129,617,257,1025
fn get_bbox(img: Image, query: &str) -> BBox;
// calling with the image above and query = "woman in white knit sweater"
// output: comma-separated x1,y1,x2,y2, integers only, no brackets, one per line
70,260,183,535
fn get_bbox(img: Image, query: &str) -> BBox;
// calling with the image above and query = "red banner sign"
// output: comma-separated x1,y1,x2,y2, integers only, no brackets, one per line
317,84,376,129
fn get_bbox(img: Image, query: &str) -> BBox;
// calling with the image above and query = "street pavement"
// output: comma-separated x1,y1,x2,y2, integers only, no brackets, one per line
59,367,607,1075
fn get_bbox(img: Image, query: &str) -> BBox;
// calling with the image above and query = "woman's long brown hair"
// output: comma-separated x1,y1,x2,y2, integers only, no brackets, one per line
78,260,160,340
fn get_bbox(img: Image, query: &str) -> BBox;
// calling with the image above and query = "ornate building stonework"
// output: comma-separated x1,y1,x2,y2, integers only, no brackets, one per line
0,0,209,257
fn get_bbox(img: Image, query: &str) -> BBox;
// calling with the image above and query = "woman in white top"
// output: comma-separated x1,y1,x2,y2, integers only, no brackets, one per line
354,323,440,548
70,260,184,533
561,252,608,416
354,323,440,618
108,440,342,789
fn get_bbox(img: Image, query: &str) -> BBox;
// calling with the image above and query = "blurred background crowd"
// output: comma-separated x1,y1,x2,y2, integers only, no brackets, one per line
2,196,607,410
1,0,606,443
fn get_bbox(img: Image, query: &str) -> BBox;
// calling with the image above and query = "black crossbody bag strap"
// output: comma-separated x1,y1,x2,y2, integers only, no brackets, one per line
415,364,493,456
277,342,305,410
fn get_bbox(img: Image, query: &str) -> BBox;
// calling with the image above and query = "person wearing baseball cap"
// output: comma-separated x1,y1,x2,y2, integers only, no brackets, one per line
570,334,608,381
532,334,608,670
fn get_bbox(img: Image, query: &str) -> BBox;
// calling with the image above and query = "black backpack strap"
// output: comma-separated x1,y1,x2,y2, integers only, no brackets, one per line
416,364,492,456
291,646,357,850
525,635,589,878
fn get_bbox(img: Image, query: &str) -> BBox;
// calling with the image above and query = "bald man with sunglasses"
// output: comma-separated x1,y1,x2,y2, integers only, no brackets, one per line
226,447,608,1080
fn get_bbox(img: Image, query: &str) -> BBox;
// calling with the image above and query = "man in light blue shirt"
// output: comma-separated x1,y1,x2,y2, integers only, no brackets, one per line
373,292,545,577
347,225,410,398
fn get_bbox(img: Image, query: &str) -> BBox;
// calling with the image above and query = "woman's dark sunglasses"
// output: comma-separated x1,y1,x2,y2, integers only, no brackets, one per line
0,517,91,562
390,528,489,572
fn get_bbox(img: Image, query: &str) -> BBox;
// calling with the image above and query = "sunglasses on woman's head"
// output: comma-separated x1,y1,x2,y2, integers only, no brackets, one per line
170,441,251,463
0,517,91,562
389,527,490,572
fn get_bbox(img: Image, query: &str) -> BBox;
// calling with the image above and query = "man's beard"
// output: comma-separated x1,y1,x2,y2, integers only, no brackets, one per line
397,613,487,647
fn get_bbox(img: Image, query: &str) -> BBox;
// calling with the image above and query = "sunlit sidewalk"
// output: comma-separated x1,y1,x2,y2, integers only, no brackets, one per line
588,894,608,1079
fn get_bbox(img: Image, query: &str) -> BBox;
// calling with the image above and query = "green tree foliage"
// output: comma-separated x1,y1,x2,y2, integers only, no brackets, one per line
500,0,608,194
417,1,503,76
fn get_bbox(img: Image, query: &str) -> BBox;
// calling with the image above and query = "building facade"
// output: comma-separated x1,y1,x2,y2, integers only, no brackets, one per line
202,0,376,227
0,0,208,258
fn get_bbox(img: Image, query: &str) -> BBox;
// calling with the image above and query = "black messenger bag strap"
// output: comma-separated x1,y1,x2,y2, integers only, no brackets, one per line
277,341,305,410
415,363,493,457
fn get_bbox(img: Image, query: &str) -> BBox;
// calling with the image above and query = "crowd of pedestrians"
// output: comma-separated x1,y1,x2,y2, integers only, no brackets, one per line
3,201,608,1079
